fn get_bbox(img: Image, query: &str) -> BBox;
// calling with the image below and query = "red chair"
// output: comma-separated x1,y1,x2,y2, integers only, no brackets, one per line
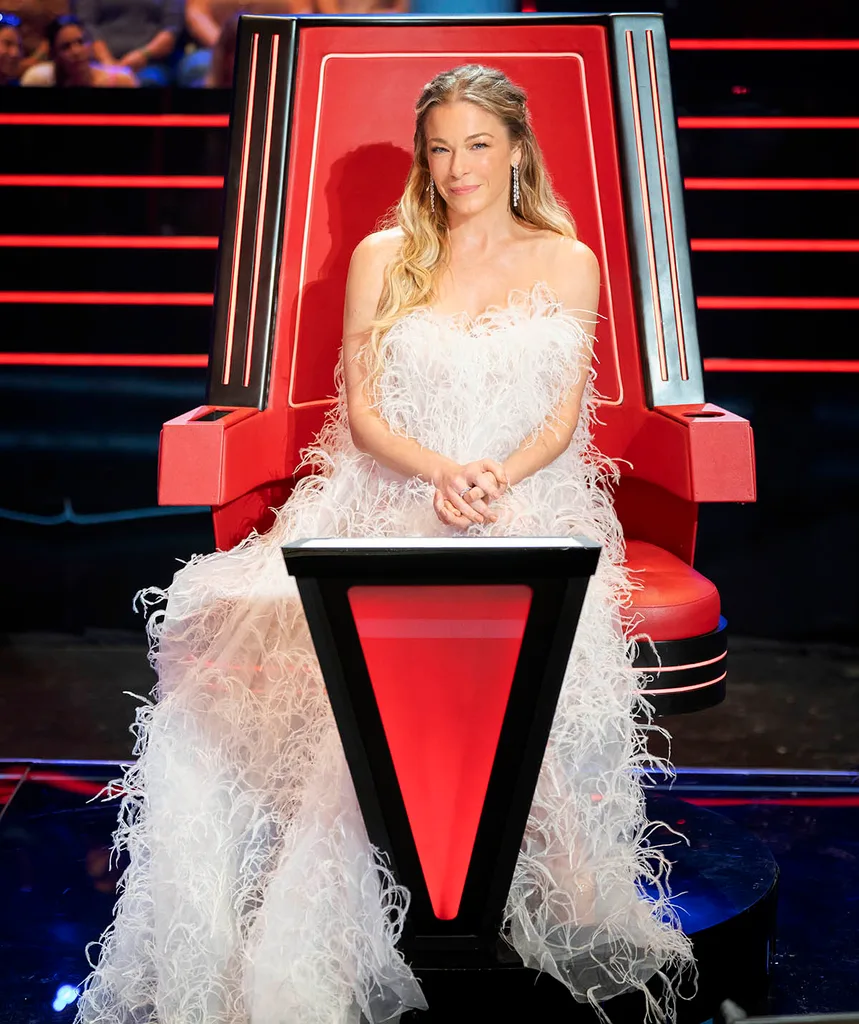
158,14,756,716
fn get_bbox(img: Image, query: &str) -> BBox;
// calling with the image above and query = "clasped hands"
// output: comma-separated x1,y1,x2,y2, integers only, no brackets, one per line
432,459,509,531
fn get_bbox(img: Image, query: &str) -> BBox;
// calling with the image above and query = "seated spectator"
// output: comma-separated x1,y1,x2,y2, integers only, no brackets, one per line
0,10,23,83
21,13,137,84
203,10,235,87
2,0,68,73
74,0,182,86
315,0,408,10
178,0,310,88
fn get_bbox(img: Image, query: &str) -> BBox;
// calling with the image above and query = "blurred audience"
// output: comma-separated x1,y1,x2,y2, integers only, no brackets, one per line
0,10,23,83
1,0,418,87
21,13,137,83
2,0,67,72
74,0,182,85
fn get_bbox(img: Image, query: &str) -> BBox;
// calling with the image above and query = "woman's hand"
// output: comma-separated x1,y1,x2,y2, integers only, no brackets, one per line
431,458,508,529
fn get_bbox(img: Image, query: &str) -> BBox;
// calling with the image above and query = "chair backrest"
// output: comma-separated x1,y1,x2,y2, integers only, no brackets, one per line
207,14,705,475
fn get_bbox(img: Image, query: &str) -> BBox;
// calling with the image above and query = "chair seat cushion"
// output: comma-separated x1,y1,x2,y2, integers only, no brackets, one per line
623,539,721,642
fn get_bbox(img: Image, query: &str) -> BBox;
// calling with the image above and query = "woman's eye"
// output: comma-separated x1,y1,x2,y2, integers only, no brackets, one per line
430,146,448,155
471,142,487,149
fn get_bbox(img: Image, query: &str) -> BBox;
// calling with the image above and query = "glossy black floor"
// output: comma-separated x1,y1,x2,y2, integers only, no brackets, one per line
0,764,856,1023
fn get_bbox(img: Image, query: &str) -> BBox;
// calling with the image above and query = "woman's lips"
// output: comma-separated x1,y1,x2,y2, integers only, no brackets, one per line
448,185,480,195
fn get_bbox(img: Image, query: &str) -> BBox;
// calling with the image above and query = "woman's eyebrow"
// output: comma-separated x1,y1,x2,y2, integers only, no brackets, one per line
427,132,496,144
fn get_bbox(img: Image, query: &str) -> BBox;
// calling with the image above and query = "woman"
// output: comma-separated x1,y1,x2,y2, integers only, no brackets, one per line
0,10,22,84
77,65,694,1024
20,14,136,85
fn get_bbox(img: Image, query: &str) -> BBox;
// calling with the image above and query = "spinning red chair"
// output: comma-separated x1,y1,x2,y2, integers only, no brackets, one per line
158,13,756,717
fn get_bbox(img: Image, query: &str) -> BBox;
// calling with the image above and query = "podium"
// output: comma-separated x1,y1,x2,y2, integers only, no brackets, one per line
282,537,779,1023
282,536,600,964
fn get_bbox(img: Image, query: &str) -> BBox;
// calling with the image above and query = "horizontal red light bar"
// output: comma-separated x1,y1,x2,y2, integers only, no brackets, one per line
691,238,859,252
0,291,213,305
4,353,856,373
0,174,224,189
697,296,859,310
0,234,219,249
0,352,208,367
670,38,859,51
704,358,859,373
685,177,859,190
0,113,229,128
678,116,859,129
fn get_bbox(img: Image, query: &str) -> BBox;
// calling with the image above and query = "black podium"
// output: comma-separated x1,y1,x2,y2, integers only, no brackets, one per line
282,536,601,963
282,538,778,1023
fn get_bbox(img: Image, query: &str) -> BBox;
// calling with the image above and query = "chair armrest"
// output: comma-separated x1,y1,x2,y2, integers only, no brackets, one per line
621,404,756,503
158,406,286,507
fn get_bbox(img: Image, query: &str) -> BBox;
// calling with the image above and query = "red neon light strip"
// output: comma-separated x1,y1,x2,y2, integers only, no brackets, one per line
698,296,859,310
3,353,857,373
0,113,229,127
691,238,859,252
0,291,213,305
704,358,859,373
625,31,668,382
245,34,279,387
644,671,726,697
0,353,207,367
0,174,224,189
223,32,260,386
646,29,688,381
678,116,859,129
0,234,219,249
670,39,859,51
685,177,859,190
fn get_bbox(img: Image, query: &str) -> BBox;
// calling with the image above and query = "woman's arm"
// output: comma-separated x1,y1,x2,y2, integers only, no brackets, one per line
502,240,600,487
343,233,485,523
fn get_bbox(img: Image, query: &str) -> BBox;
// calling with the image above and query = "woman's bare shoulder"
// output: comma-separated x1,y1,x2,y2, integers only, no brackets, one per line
350,227,404,272
540,235,600,311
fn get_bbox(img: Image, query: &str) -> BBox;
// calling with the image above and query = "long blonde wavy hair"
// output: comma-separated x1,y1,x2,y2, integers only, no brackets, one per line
366,64,576,376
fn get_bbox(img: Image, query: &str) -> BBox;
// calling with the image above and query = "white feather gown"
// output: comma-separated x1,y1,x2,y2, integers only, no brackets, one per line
77,284,694,1024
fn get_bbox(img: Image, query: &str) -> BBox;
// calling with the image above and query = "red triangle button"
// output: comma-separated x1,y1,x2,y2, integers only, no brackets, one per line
348,584,532,919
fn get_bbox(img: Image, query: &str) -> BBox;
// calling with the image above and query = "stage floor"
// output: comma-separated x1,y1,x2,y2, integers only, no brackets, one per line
0,764,856,1022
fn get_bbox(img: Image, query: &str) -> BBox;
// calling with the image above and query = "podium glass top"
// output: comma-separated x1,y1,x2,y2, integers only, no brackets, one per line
282,536,602,580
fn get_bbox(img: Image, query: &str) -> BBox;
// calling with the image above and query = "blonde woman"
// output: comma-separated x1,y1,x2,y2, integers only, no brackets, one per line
78,65,694,1024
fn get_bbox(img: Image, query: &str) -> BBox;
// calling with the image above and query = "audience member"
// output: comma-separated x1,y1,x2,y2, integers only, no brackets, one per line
178,0,310,87
0,10,23,83
21,13,137,84
74,0,182,85
315,0,408,10
203,10,235,86
2,0,67,71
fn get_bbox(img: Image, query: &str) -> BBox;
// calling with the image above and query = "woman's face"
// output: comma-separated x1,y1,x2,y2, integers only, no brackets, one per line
54,24,91,75
424,100,519,218
0,26,22,81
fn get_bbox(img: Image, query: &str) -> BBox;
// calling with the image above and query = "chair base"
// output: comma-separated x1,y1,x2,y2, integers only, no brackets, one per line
635,616,728,716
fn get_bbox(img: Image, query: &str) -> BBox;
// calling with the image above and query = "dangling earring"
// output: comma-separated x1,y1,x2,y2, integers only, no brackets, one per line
512,165,520,209
429,178,436,214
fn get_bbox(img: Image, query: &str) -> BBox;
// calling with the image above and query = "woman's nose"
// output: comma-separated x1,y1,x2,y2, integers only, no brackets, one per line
449,148,467,179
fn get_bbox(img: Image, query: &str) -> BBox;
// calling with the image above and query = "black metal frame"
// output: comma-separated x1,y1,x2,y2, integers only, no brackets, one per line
283,540,600,963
